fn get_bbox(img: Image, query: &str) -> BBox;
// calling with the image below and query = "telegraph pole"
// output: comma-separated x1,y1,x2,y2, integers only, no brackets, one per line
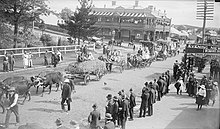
196,0,214,44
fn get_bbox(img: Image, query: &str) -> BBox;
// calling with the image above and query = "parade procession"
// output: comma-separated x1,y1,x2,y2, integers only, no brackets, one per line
0,0,219,129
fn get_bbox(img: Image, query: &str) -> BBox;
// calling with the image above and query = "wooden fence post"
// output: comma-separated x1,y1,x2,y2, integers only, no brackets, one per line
64,46,67,54
38,48,41,57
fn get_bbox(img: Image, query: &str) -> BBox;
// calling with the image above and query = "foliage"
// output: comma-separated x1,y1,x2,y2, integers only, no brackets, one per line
59,7,74,21
57,37,62,46
0,0,52,48
0,22,14,48
39,21,46,35
40,34,52,46
58,0,98,45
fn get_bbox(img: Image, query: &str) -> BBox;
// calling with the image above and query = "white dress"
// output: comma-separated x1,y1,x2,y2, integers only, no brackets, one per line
23,54,28,68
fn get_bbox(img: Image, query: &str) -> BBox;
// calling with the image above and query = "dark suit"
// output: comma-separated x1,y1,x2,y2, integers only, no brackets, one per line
148,89,156,116
120,99,129,129
139,87,149,117
88,110,101,129
61,83,72,111
129,93,136,119
112,101,119,125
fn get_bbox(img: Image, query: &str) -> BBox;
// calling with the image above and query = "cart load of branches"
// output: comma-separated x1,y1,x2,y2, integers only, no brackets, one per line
65,60,107,75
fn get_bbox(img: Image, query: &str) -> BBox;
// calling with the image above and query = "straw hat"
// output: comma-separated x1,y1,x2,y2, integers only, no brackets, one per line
105,113,112,120
64,79,70,83
113,96,118,101
213,82,218,86
200,85,205,89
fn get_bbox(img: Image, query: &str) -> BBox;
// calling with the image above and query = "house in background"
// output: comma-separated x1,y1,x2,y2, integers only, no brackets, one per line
90,1,171,42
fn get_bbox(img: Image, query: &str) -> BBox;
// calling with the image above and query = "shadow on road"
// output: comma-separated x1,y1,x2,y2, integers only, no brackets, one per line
165,107,219,129
34,100,60,105
28,108,63,113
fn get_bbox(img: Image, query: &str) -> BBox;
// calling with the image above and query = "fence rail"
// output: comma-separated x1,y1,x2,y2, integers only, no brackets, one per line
0,44,95,57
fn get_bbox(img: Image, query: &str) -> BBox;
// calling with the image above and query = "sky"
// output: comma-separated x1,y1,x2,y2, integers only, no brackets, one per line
41,0,220,28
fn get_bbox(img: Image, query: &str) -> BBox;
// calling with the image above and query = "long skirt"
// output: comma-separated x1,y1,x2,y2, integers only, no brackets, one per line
196,95,205,105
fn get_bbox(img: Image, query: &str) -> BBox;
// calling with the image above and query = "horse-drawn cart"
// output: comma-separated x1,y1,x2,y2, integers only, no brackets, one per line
65,60,107,85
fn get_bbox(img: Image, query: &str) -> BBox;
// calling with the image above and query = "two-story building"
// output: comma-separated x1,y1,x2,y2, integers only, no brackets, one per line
90,2,171,42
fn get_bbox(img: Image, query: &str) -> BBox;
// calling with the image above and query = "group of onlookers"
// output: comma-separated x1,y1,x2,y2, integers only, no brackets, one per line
2,52,15,72
173,59,219,111
2,49,63,72
87,70,171,129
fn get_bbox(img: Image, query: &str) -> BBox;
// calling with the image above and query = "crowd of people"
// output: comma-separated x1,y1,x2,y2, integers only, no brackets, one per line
173,59,219,111
2,49,64,72
87,70,171,129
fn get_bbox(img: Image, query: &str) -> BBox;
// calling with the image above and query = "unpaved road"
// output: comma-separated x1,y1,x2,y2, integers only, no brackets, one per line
0,47,219,129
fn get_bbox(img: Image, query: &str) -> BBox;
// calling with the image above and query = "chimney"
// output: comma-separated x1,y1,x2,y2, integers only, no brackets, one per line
112,1,116,6
148,5,153,11
135,0,139,7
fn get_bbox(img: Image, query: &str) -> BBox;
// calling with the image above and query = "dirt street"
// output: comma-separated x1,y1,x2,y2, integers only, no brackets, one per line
0,47,219,129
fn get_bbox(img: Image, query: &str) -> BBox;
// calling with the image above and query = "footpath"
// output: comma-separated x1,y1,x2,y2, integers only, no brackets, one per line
126,64,219,129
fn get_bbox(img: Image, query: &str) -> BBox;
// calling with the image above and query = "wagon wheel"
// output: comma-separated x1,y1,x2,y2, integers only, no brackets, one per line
84,74,90,85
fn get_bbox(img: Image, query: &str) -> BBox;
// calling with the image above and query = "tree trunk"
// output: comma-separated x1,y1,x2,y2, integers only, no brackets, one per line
78,28,80,45
13,22,18,48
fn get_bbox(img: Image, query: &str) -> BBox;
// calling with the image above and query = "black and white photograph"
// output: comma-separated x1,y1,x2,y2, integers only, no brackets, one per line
0,0,219,128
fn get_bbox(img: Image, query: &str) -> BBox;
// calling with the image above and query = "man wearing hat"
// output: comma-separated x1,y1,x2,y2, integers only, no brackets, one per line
106,94,113,114
112,96,119,126
139,82,149,117
5,87,20,128
61,79,72,112
103,113,115,129
120,94,129,129
88,103,101,129
129,88,136,121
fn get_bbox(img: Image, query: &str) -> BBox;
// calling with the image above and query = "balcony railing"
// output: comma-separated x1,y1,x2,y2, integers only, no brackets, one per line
94,21,155,31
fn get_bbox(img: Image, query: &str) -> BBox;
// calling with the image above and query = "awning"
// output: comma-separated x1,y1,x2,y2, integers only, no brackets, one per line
170,27,182,36
91,11,151,18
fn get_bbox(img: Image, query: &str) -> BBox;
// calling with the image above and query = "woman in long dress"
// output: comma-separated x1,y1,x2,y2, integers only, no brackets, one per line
23,51,28,68
196,85,206,110
210,82,219,106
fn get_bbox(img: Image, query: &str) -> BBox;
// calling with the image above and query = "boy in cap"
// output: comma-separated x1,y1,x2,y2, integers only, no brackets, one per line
5,87,20,128
104,113,115,129
88,103,101,129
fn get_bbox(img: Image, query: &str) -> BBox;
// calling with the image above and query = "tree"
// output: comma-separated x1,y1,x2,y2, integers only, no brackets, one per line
40,34,52,46
59,8,74,21
0,0,51,48
0,22,14,48
39,21,46,35
58,0,98,45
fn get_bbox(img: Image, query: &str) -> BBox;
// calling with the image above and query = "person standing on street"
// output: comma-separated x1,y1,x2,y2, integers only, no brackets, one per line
128,88,136,121
4,87,20,128
139,82,149,117
148,83,156,116
112,96,119,126
88,103,101,129
120,94,129,129
8,52,15,71
28,51,33,68
196,85,206,110
61,79,72,112
3,53,9,72
104,113,115,129
106,94,113,114
44,50,49,66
